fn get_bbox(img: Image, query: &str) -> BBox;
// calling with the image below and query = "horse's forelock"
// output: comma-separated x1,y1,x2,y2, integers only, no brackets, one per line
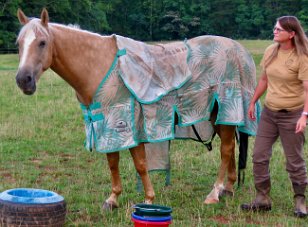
17,18,49,42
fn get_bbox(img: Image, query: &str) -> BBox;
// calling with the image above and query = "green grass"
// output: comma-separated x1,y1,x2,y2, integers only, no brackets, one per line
0,54,19,71
238,39,274,77
1,40,307,226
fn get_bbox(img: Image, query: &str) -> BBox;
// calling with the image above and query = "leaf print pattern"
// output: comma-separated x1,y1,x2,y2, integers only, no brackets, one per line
81,35,261,153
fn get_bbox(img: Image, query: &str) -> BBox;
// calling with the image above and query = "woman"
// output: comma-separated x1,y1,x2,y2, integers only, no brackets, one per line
241,16,308,218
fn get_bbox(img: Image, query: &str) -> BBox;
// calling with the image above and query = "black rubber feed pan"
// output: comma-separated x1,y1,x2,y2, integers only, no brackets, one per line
0,188,66,226
133,203,172,216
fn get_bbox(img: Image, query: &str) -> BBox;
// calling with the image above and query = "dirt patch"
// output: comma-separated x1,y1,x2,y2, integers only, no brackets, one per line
0,171,16,184
59,153,75,163
245,216,270,225
30,158,42,164
210,215,230,224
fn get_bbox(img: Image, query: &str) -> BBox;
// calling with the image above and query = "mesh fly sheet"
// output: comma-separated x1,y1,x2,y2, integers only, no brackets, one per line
80,35,261,174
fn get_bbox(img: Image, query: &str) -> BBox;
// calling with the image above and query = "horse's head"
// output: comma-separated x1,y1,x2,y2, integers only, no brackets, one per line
16,9,53,95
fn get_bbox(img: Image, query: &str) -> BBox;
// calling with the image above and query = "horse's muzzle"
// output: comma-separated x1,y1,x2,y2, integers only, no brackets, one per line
16,70,36,95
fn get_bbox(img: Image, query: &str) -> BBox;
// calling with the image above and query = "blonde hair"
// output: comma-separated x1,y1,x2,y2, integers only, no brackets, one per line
265,16,308,67
17,19,49,42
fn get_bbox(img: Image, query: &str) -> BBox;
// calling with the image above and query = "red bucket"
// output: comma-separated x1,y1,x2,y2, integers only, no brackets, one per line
132,217,172,227
132,212,172,227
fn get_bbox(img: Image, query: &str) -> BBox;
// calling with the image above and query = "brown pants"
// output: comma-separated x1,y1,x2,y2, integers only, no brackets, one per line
253,106,308,186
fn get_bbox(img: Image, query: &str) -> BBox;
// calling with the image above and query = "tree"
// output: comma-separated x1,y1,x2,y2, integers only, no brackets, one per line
159,11,188,40
1,0,307,53
0,0,21,52
235,0,265,38
186,0,211,37
0,0,112,52
206,0,239,38
298,0,308,32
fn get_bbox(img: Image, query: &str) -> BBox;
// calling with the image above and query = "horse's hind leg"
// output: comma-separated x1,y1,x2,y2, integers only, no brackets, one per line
130,144,155,204
103,152,122,210
204,124,236,204
204,103,236,204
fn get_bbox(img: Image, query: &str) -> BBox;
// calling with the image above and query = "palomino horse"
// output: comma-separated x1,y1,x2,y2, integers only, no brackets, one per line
15,9,260,209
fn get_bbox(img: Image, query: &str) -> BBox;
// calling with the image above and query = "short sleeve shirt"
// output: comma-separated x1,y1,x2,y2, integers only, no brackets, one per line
261,44,308,111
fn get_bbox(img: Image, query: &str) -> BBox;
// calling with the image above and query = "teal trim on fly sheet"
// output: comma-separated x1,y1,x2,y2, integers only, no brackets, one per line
130,96,138,144
238,128,257,136
80,102,104,123
119,70,192,105
94,49,126,99
184,38,191,63
80,102,104,151
95,143,138,154
215,121,245,126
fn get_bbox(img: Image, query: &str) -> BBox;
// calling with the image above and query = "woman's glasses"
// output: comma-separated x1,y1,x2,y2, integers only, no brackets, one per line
273,27,286,33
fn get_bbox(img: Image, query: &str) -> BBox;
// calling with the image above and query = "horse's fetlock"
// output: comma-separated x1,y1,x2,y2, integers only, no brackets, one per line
147,192,155,200
112,187,122,195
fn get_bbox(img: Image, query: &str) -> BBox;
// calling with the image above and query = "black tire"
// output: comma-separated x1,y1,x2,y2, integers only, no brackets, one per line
0,189,66,227
0,199,66,226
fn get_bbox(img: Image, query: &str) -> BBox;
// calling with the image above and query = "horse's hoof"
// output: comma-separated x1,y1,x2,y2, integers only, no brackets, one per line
144,200,153,205
102,201,118,211
204,197,219,204
219,189,234,198
241,203,271,212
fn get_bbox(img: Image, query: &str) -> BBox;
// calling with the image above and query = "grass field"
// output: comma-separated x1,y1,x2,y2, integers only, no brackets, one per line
1,40,308,226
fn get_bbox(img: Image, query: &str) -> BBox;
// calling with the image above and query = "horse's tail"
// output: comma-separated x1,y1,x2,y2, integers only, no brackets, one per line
236,130,249,187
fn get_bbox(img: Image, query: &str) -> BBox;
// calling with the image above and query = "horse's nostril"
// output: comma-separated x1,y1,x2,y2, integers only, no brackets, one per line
26,75,32,83
16,72,33,87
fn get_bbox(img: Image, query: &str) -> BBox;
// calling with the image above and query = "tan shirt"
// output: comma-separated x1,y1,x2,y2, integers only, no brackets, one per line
261,44,308,111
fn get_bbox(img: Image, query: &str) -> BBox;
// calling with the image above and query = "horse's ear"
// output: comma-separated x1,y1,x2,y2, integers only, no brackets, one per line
40,8,49,27
17,9,29,25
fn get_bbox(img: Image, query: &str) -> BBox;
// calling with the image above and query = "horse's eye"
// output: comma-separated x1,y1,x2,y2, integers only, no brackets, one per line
39,41,46,48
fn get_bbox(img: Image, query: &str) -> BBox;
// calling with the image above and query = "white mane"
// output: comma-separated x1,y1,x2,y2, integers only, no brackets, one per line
17,18,108,43
51,22,106,38
68,24,80,29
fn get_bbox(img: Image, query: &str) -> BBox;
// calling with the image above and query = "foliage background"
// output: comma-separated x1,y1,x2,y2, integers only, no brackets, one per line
1,0,308,52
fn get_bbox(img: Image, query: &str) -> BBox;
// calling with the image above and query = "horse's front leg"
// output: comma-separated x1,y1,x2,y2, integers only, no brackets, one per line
204,125,236,204
130,143,155,204
103,152,122,210
225,143,236,194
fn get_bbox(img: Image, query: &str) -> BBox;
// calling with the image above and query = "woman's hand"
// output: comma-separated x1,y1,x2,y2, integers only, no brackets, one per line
296,115,307,133
248,72,267,121
297,81,308,133
248,103,256,121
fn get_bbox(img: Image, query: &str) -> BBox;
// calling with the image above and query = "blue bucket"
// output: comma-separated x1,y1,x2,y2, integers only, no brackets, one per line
132,212,172,222
0,188,64,204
